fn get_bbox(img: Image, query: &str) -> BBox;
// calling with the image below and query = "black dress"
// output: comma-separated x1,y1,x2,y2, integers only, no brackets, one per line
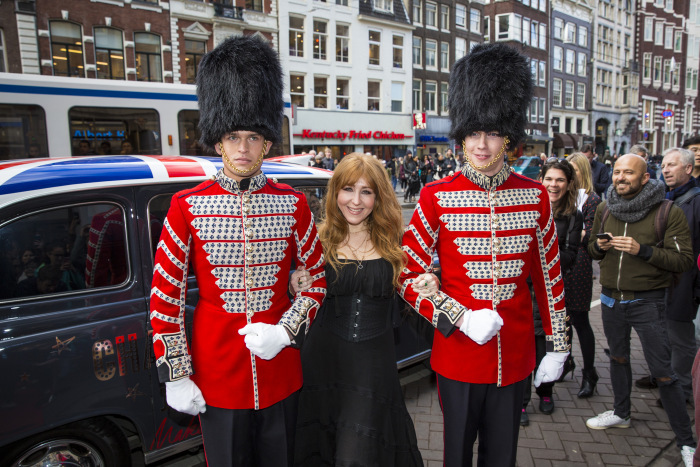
294,258,423,467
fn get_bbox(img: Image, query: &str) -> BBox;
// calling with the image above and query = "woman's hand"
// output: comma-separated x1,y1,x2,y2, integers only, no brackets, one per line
290,266,312,294
411,273,439,297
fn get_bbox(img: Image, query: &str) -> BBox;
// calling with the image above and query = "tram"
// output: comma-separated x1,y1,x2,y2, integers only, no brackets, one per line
0,72,293,159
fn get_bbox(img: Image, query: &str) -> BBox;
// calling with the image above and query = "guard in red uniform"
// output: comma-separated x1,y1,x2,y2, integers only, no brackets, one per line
149,36,326,466
399,43,570,466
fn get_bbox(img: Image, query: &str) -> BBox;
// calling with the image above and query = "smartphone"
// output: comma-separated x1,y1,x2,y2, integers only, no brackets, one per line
596,233,613,241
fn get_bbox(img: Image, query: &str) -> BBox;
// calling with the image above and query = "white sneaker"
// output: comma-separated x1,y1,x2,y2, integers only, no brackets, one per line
585,410,630,430
681,445,695,467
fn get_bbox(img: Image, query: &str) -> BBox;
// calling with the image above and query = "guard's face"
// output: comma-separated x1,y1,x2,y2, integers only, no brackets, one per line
463,131,507,176
217,131,271,179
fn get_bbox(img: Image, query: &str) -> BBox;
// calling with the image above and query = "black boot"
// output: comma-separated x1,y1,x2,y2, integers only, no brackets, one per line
557,355,576,382
577,368,599,398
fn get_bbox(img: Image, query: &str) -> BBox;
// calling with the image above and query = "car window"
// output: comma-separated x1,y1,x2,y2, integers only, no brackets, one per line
0,203,128,300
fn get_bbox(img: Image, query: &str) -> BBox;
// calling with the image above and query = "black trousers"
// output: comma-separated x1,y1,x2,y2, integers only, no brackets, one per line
438,374,526,467
199,391,299,467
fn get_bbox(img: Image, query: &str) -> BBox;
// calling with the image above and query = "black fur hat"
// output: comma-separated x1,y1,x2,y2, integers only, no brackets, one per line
197,35,283,149
448,43,533,149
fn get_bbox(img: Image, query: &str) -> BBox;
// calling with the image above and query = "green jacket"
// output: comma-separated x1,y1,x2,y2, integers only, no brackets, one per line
588,200,694,300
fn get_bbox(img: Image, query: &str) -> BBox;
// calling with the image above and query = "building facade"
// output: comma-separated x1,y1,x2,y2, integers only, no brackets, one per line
549,0,593,157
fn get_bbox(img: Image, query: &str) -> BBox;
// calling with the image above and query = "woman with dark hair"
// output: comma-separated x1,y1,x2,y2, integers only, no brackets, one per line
419,154,434,186
567,152,603,398
291,153,424,466
521,158,583,425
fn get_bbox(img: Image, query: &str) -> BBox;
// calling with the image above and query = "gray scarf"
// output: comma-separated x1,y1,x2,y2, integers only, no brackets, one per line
605,178,665,223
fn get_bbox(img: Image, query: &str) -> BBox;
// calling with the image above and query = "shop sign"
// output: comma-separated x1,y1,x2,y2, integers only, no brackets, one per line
73,130,126,140
413,113,427,129
294,130,413,141
418,135,449,142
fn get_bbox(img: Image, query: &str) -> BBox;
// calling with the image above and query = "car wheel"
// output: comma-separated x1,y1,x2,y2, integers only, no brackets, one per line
3,418,130,467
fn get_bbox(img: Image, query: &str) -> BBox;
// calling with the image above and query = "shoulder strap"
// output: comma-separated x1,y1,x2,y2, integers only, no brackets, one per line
674,186,700,206
654,199,674,247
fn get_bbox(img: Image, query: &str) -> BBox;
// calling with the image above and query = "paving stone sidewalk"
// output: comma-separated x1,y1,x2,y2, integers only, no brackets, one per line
400,264,696,467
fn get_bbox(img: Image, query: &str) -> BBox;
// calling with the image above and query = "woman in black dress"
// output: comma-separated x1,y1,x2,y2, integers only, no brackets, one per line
567,152,603,398
291,153,424,466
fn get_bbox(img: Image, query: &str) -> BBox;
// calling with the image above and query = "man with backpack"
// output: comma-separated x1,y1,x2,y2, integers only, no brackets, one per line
634,148,700,406
586,153,697,467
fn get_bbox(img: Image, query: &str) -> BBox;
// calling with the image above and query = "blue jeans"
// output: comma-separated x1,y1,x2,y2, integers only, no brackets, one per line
602,295,695,448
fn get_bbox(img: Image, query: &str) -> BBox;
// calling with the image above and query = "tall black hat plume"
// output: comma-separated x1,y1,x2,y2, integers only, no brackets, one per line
448,43,533,149
197,35,283,149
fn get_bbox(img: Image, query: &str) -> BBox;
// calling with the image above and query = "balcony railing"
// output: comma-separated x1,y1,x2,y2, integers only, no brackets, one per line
213,3,244,20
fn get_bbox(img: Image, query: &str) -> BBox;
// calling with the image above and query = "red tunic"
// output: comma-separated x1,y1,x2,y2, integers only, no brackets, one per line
399,164,568,386
150,170,326,410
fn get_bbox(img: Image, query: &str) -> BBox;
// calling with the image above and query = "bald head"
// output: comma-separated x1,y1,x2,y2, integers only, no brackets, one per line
613,154,650,199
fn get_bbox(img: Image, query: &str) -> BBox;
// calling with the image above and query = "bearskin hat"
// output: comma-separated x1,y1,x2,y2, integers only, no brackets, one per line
448,43,533,149
197,35,283,149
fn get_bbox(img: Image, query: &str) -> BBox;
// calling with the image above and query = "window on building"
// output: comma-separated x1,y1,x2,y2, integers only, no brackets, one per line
289,17,304,57
539,23,546,49
664,26,673,49
564,23,576,43
314,76,327,108
413,37,422,66
426,2,437,27
655,21,664,45
455,38,467,60
425,81,437,112
374,0,393,13
665,0,673,10
336,78,349,110
336,24,349,62
644,17,653,41
440,82,448,114
245,0,263,11
134,32,162,82
368,81,380,111
530,60,537,84
522,18,530,46
674,31,683,52
484,16,490,41
391,82,403,112
413,79,422,111
539,60,546,87
576,83,585,109
440,42,449,71
183,39,205,85
368,30,381,65
577,118,583,134
530,98,538,123
531,20,538,47
643,99,655,128
291,74,305,108
393,35,403,68
552,79,562,107
50,21,84,77
577,52,587,77
578,26,588,47
413,0,422,24
565,117,572,133
496,14,510,40
94,27,124,80
539,97,546,124
425,40,437,69
654,56,662,84
512,15,522,43
539,0,546,12
553,18,563,40
663,59,671,86
672,61,681,89
313,20,328,60
455,4,466,28
643,53,652,81
470,8,481,33
565,81,574,108
440,5,450,30
565,49,575,74
553,46,563,71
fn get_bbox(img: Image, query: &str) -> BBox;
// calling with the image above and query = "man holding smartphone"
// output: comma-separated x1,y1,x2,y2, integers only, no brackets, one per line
586,153,697,466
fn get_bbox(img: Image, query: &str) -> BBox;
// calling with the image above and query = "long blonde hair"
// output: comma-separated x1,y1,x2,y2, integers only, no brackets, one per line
567,152,594,195
319,153,406,287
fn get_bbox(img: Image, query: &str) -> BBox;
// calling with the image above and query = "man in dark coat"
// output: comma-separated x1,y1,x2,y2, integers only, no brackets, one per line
582,144,611,197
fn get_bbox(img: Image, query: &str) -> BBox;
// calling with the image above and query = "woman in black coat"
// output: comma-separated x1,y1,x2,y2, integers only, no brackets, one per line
521,159,583,425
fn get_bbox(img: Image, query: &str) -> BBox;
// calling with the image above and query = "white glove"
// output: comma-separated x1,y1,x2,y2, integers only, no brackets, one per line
534,352,570,387
459,308,503,345
238,323,291,360
165,377,206,416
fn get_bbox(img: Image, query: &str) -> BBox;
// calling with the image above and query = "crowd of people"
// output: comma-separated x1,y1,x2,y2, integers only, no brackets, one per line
147,36,700,467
